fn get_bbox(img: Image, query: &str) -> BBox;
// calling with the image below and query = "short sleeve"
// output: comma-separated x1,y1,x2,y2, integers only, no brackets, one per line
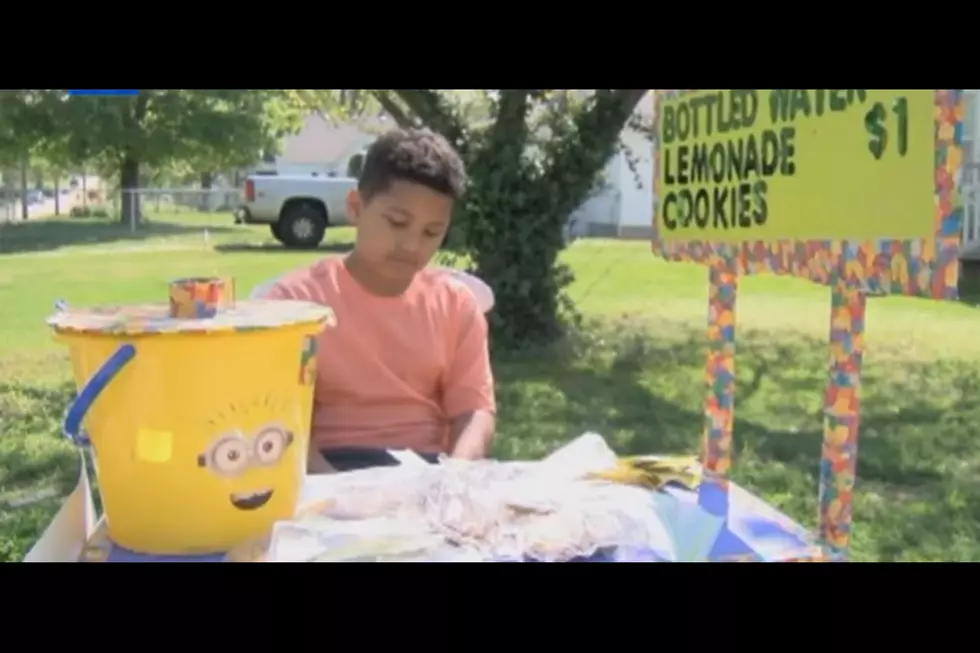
441,291,496,418
264,281,294,300
264,268,320,302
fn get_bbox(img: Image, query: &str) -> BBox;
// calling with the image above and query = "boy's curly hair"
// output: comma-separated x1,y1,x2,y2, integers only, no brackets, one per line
358,128,469,202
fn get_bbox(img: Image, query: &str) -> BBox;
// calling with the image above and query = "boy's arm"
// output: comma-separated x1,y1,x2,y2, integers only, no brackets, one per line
449,410,496,460
442,295,496,459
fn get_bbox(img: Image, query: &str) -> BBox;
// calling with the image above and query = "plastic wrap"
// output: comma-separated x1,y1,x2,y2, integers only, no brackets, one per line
296,465,441,521
286,434,678,562
267,518,477,562
419,458,673,562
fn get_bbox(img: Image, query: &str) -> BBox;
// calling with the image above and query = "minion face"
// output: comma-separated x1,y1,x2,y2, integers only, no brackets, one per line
197,423,294,511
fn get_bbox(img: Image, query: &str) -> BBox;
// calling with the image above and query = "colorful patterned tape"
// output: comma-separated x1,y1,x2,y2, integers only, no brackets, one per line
820,274,865,557
169,277,225,319
218,276,237,308
703,253,738,477
46,300,336,336
652,90,964,561
652,90,963,298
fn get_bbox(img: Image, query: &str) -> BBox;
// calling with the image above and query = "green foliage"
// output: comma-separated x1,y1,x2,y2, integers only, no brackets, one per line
0,91,57,164
68,205,110,219
409,90,647,351
47,90,304,170
282,90,381,125
297,89,649,350
0,90,307,224
0,89,649,349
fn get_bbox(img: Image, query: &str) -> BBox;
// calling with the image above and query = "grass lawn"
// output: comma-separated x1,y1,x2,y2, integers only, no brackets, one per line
2,211,980,561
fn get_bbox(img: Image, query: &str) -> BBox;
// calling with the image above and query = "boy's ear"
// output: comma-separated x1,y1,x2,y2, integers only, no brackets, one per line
345,189,362,225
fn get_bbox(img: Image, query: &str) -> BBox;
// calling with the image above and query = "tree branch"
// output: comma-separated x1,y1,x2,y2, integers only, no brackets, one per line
542,89,649,217
585,90,647,136
370,91,417,128
489,90,530,147
393,90,467,148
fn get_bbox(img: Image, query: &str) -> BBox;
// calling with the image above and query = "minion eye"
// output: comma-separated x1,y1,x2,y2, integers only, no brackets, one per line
254,427,289,465
210,436,250,475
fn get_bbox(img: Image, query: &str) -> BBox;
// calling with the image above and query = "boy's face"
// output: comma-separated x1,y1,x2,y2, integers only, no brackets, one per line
346,180,453,282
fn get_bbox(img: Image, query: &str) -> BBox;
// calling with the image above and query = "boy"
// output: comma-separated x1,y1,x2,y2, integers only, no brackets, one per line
266,128,496,473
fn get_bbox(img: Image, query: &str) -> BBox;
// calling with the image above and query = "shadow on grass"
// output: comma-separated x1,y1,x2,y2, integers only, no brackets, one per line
215,242,354,255
0,218,237,254
493,324,954,477
958,262,980,308
493,319,980,560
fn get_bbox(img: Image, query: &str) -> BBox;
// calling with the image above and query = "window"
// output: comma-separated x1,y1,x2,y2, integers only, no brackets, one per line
963,91,978,165
962,91,980,242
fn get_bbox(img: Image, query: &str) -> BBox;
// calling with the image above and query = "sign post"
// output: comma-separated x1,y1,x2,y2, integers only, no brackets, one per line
652,89,965,560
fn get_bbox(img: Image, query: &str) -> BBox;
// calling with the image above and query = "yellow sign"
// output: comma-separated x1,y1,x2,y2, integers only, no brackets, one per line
654,89,935,243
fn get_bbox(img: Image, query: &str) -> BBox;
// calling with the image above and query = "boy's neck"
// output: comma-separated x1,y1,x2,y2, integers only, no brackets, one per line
343,253,414,297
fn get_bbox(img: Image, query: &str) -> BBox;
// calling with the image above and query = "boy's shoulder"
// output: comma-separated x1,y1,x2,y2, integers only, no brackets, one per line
268,258,485,317
416,266,485,317
266,256,342,301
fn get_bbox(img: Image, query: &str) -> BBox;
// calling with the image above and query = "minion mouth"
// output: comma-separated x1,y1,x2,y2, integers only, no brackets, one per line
230,489,273,511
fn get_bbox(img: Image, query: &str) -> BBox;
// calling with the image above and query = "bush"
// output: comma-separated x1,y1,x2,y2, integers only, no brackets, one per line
68,205,110,219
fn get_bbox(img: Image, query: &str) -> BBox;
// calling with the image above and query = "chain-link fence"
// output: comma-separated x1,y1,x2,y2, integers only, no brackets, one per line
0,188,76,223
90,187,260,250
105,187,242,219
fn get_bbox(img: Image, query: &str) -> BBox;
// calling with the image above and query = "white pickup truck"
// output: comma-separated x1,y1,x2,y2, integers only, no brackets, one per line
235,172,357,248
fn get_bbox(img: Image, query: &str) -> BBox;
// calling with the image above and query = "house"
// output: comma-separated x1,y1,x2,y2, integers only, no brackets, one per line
568,93,655,240
269,95,659,241
252,97,657,240
959,90,980,260
267,113,390,175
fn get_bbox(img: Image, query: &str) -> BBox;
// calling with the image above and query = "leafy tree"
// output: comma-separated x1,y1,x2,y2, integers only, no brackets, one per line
302,89,650,350
0,91,59,219
182,92,307,208
45,90,306,225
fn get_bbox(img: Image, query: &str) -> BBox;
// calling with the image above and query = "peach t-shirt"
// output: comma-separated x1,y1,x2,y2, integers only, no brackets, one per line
266,257,495,454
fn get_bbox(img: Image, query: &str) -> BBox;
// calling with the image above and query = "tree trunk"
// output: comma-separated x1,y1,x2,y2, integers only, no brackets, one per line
120,92,149,226
120,156,141,226
395,89,650,349
54,175,60,216
371,91,418,128
199,171,214,211
19,158,28,221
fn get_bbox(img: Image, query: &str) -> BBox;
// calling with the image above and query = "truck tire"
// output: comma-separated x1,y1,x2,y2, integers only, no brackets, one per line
270,223,284,240
278,202,327,249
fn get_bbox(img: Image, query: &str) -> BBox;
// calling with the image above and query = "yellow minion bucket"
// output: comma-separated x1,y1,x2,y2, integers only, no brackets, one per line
47,283,334,556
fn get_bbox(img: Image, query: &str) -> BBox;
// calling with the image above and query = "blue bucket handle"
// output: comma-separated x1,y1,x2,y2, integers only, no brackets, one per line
63,343,137,446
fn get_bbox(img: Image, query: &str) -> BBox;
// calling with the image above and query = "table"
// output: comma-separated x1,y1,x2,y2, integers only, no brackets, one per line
26,454,825,562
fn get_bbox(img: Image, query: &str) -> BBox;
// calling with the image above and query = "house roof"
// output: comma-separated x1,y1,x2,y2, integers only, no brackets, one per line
279,114,390,166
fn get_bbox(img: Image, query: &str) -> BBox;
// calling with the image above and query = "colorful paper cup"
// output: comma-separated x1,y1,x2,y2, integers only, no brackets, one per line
217,277,236,309
169,277,225,319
